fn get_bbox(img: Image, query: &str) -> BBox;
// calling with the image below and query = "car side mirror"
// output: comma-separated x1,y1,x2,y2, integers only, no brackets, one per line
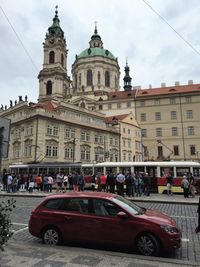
117,211,129,219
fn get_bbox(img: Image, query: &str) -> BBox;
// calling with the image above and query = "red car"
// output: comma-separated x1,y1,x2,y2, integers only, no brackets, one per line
29,192,181,256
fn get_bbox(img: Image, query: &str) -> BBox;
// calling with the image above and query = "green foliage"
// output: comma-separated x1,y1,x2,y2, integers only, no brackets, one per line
0,198,16,251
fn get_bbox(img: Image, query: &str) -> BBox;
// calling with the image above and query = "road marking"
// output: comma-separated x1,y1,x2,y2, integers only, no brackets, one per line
13,227,28,234
12,222,28,226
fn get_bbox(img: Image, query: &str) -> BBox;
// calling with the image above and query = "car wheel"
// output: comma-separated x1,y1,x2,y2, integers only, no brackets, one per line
136,233,160,256
42,227,62,245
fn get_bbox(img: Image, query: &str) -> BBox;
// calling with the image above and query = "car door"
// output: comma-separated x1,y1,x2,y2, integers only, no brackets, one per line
90,198,134,247
60,197,98,243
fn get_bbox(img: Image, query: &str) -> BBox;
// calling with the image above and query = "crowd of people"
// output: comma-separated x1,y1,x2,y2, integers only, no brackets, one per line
1,170,197,198
1,170,151,197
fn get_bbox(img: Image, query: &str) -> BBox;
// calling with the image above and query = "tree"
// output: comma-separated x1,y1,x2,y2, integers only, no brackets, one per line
0,198,16,251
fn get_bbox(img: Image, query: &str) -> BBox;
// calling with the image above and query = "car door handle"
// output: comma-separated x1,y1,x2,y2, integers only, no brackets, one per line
64,216,72,221
93,219,102,224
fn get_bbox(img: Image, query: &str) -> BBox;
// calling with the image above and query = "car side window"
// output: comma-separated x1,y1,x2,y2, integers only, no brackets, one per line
93,199,121,217
62,198,89,213
43,198,64,210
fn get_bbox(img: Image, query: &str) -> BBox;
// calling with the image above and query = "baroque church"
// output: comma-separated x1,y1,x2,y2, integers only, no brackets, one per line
1,7,200,170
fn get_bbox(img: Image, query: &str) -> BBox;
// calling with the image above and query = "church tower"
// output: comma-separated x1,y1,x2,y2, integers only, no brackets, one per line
123,58,132,91
38,6,71,102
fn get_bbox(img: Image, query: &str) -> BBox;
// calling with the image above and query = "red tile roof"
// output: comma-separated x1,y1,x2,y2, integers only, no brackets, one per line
106,114,129,123
32,101,59,111
108,90,136,100
135,83,200,98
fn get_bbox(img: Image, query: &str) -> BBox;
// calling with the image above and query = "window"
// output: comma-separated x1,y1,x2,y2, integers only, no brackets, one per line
117,102,121,109
188,126,194,136
94,135,104,144
173,145,179,156
46,81,52,95
65,146,74,159
140,100,145,107
61,54,64,66
81,131,90,142
172,127,178,136
123,139,126,147
79,73,81,86
81,145,90,161
49,51,55,64
105,71,110,87
13,143,20,158
155,112,161,121
47,125,58,136
185,96,191,103
99,105,103,110
46,145,58,157
93,199,121,217
87,69,93,86
154,99,160,105
97,71,101,84
94,147,104,162
25,125,33,136
65,128,75,139
123,128,126,133
190,145,196,155
123,152,126,161
24,140,32,157
127,101,131,108
128,139,131,147
170,98,176,104
140,113,146,121
14,128,21,139
157,146,163,158
156,128,162,137
108,103,112,109
186,110,193,119
64,198,89,213
171,111,177,120
128,129,131,134
144,146,149,157
141,129,147,137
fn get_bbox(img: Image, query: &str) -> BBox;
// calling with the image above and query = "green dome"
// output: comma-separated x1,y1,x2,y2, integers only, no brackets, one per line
77,47,116,61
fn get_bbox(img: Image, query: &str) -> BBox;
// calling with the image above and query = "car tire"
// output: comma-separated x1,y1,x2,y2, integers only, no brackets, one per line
42,226,62,245
136,233,160,256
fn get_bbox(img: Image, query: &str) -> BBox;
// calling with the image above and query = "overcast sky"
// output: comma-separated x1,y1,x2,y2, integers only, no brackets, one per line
1,0,200,106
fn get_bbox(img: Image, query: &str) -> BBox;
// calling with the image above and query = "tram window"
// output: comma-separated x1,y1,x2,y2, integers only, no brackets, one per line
160,167,173,177
134,167,144,173
176,167,190,177
82,167,93,175
193,168,200,177
146,167,157,177
106,167,117,175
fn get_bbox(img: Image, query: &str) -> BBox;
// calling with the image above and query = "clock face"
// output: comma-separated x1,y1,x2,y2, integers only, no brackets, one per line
49,38,54,44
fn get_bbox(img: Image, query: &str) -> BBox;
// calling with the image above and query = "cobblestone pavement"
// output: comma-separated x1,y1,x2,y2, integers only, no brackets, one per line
0,192,200,267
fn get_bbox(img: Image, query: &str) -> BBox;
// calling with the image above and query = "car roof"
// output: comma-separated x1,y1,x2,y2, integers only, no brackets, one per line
43,192,116,201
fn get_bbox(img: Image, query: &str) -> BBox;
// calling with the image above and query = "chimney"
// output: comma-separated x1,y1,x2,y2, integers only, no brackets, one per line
188,80,193,85
161,83,166,87
175,81,180,86
149,84,152,89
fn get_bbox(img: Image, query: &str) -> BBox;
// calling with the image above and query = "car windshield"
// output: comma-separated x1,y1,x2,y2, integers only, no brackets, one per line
112,195,144,215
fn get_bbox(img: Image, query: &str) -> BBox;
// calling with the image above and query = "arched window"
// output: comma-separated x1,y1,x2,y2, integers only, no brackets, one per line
61,54,64,66
80,102,85,108
46,81,52,95
105,71,110,87
49,51,55,64
79,73,81,86
87,69,93,86
74,74,77,88
98,71,101,84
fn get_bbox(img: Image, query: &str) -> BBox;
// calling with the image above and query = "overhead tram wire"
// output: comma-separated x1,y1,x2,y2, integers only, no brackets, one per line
141,0,200,58
0,5,38,71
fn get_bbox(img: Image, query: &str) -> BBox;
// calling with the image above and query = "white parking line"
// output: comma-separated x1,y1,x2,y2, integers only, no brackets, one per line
172,215,197,219
13,227,28,234
12,222,28,226
182,238,190,242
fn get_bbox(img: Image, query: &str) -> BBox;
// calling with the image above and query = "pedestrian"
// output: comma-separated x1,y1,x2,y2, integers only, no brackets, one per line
48,174,54,193
106,172,116,193
100,173,107,192
68,173,73,191
12,174,18,193
125,172,134,197
181,175,189,198
63,174,68,192
188,173,195,198
77,173,85,191
43,174,49,192
19,174,25,192
56,172,63,192
116,171,125,196
35,174,43,191
166,173,173,196
73,173,78,191
28,175,35,193
91,173,96,192
7,173,13,193
135,174,142,197
2,170,7,191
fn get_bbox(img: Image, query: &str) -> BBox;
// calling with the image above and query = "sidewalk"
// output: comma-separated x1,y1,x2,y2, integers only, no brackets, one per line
0,189,199,205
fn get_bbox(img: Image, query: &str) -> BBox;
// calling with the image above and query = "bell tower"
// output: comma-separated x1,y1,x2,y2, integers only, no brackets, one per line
38,6,71,102
123,58,132,91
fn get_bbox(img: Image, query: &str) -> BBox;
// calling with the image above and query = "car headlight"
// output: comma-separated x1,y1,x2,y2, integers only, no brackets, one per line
161,225,179,234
